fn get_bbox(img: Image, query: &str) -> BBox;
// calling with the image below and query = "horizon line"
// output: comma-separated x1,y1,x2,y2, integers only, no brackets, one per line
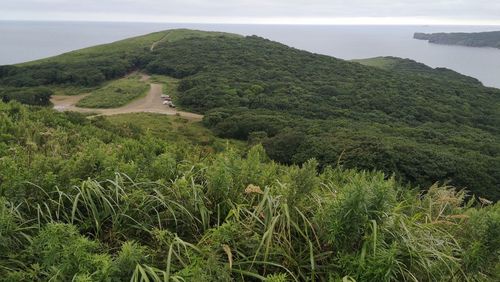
2,17,500,26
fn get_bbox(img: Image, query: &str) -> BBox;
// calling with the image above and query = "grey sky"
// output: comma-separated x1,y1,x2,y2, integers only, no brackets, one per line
2,0,500,25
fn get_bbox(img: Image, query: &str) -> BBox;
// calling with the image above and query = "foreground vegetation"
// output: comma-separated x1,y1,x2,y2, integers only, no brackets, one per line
1,29,498,200
0,101,499,281
76,75,149,108
105,112,243,149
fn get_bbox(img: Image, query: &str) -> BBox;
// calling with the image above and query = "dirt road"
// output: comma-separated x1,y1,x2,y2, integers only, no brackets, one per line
51,80,203,121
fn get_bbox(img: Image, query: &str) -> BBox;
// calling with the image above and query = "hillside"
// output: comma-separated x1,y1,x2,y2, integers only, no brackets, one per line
414,31,500,49
1,29,500,201
0,101,499,281
353,56,482,84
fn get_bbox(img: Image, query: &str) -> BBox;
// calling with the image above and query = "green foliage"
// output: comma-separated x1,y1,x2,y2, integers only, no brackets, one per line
0,101,498,281
0,86,52,106
114,241,148,281
1,29,498,199
320,172,397,253
460,203,500,279
0,29,240,89
354,56,482,84
31,223,114,281
137,33,500,199
76,75,148,108
103,112,242,150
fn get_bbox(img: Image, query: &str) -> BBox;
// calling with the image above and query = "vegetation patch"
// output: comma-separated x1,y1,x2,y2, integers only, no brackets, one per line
151,29,242,50
51,85,97,96
76,75,149,108
0,86,52,105
104,112,244,150
0,101,499,281
150,75,180,95
352,56,400,69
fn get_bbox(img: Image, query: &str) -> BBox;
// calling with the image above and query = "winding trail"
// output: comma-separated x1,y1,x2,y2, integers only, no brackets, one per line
150,34,168,51
51,75,203,121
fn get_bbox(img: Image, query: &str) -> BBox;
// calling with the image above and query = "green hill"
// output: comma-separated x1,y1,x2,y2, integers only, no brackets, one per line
353,56,482,84
1,29,499,200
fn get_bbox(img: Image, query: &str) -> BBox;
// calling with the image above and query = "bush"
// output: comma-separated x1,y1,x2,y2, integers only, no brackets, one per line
0,87,53,106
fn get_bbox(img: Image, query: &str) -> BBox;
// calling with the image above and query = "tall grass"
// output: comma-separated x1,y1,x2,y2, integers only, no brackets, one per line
1,146,498,281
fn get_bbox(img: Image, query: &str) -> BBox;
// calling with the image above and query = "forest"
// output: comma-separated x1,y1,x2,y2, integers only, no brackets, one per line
149,33,500,200
1,29,499,201
0,101,499,281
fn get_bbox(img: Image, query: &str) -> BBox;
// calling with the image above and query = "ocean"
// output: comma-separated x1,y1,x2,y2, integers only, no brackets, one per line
1,21,500,88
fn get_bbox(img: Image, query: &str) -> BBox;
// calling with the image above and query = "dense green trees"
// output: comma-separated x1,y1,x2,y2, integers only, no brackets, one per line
0,59,134,105
0,60,133,87
1,29,499,200
0,101,499,281
0,87,52,105
142,34,500,200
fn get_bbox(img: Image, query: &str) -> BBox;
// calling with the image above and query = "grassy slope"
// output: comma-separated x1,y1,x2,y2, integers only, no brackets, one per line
353,56,483,85
104,112,244,150
76,75,149,108
150,74,180,93
352,56,401,69
19,29,242,66
17,32,164,67
151,29,242,51
51,85,98,96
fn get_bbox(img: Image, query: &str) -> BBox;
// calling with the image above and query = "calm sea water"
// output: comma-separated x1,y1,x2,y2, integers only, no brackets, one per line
1,21,500,88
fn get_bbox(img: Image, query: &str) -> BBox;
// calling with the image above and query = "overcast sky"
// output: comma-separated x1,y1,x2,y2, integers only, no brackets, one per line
2,0,500,25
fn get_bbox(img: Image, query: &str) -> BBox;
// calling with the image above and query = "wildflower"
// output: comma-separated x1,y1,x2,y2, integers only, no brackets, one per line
244,184,263,194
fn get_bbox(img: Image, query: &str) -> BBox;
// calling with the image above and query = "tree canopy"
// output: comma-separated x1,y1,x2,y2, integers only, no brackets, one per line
1,29,499,200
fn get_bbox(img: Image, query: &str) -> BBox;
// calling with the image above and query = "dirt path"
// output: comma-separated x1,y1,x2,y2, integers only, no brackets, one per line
150,33,169,51
51,78,203,121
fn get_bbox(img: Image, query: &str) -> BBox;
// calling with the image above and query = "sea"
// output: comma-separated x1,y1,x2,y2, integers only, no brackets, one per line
1,21,500,88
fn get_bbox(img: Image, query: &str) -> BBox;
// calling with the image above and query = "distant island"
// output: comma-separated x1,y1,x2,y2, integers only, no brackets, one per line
414,31,500,49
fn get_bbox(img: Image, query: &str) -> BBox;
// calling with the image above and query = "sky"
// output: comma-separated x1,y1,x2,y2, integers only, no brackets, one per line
2,0,500,25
